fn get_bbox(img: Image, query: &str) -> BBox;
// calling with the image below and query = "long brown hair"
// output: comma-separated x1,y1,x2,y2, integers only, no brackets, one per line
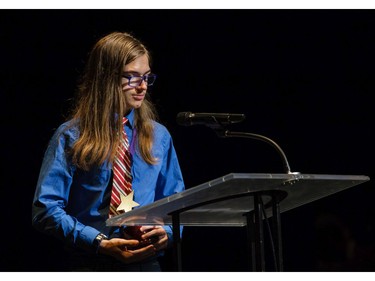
69,32,157,170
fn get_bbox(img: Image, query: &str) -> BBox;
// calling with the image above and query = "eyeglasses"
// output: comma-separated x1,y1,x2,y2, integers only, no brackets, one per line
122,73,157,88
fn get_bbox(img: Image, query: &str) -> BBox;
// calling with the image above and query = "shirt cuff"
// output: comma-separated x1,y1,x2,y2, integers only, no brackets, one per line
76,225,101,253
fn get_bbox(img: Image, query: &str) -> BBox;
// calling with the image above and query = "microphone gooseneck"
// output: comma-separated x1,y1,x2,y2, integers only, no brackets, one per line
223,130,292,174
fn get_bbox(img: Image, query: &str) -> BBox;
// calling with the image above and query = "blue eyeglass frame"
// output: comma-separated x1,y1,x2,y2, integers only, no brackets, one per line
122,73,157,87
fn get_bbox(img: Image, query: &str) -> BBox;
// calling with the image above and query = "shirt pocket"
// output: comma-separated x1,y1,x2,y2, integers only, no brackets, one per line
74,165,111,191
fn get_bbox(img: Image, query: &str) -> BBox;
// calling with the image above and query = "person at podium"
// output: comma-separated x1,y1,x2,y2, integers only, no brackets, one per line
31,31,185,271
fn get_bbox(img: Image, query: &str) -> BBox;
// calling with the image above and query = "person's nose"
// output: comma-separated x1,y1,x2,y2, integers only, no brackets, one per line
136,79,148,91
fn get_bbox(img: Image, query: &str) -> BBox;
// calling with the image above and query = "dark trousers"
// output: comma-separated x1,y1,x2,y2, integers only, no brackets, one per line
66,252,162,272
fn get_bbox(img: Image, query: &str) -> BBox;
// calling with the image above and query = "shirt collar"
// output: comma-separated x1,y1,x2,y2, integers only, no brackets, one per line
125,109,135,128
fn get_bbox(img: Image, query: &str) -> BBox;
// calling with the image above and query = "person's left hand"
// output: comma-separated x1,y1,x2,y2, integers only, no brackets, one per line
140,225,168,251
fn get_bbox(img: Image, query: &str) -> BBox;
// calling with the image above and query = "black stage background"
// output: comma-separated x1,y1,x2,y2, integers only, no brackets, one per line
1,9,374,271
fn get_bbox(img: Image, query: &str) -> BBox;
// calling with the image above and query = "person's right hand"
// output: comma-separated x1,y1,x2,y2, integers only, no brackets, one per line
98,238,157,264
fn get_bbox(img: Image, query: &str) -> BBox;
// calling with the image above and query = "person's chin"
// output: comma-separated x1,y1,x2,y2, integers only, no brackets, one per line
130,101,143,109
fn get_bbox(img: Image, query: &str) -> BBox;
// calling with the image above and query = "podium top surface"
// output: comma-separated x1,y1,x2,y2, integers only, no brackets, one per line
106,173,370,227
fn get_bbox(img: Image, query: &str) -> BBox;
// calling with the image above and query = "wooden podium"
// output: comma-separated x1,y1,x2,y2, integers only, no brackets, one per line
106,172,370,271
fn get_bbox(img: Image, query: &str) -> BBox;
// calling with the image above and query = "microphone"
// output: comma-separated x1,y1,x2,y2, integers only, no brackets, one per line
177,111,295,174
176,112,245,127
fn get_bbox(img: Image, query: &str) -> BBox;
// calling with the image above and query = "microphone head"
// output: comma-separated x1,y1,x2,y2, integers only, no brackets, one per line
176,112,193,126
176,111,245,127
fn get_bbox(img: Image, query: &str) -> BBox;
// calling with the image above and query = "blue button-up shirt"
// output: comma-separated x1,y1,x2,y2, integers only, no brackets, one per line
32,109,185,252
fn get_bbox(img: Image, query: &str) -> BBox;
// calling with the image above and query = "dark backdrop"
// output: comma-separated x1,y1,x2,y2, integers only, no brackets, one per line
1,9,374,271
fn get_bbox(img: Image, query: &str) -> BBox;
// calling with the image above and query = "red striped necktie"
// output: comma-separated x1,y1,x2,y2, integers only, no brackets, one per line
109,117,139,218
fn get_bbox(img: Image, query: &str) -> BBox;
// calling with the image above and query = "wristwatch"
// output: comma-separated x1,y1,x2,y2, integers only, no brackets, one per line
93,233,108,254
